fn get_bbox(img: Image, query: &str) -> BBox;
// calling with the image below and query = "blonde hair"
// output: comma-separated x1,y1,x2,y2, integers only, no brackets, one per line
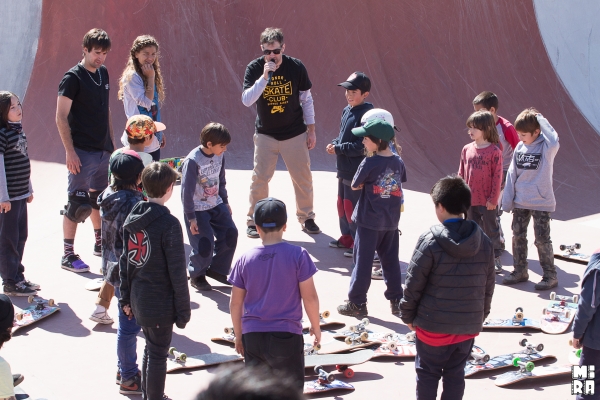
118,35,165,104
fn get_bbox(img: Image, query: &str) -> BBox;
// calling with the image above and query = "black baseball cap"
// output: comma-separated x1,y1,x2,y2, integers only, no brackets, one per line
338,71,371,93
352,119,395,141
110,149,145,182
254,197,287,229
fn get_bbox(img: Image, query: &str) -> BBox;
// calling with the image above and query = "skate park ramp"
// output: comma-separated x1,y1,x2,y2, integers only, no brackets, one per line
6,0,600,220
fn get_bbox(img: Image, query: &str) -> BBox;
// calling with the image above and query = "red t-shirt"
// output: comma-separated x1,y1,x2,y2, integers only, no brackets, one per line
416,327,478,346
458,142,503,206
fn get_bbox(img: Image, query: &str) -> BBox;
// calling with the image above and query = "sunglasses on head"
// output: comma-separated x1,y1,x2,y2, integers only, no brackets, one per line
262,48,282,55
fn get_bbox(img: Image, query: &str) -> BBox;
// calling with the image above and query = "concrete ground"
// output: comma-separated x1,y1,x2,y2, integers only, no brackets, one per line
5,160,596,400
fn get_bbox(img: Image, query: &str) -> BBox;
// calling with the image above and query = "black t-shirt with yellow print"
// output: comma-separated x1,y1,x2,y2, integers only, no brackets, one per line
243,55,312,140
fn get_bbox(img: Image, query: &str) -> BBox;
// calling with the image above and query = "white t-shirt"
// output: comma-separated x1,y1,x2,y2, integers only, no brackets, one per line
121,73,161,153
0,356,14,399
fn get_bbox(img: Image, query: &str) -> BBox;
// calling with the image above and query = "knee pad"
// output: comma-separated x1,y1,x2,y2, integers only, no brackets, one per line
60,191,93,223
89,190,101,210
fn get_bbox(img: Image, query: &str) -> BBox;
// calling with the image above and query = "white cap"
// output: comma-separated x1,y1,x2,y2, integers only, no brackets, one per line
361,108,396,130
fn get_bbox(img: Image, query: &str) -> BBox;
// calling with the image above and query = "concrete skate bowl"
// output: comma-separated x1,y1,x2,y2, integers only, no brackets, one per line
7,0,600,220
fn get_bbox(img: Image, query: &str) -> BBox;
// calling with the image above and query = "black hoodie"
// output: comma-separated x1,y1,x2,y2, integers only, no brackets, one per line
119,201,191,328
400,219,495,335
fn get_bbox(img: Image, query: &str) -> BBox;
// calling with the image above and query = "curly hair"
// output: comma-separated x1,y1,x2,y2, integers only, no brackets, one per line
118,35,165,104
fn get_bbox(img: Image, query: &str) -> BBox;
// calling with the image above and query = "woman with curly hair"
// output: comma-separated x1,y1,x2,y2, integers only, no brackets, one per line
118,35,166,161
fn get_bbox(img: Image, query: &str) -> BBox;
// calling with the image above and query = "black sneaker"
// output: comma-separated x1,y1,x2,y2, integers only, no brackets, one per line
61,254,90,273
119,373,142,395
13,373,24,387
329,239,346,248
302,219,321,234
93,243,101,257
390,299,401,315
117,370,140,385
206,269,231,286
337,300,368,317
3,282,37,297
18,279,40,290
191,275,212,291
534,276,558,290
343,248,353,258
246,226,259,238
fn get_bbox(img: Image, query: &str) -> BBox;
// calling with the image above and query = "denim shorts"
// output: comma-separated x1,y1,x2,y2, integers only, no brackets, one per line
67,148,110,194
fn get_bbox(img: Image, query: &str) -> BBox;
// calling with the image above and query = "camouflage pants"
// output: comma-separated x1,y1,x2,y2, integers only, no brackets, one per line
511,208,556,277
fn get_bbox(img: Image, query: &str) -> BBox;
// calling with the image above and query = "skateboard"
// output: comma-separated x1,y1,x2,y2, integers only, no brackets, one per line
541,294,578,334
302,310,345,333
303,378,354,394
465,339,555,377
13,296,60,333
555,243,590,264
166,347,242,373
354,331,417,358
305,349,374,378
210,326,236,346
494,358,571,387
483,307,541,330
317,335,381,355
84,278,103,291
159,157,184,181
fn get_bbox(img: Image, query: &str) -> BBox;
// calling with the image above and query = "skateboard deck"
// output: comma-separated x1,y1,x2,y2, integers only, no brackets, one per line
465,349,555,377
541,297,578,334
159,156,184,171
305,349,374,379
303,379,354,394
317,337,381,355
495,364,571,387
13,297,60,333
166,347,242,373
555,243,590,264
84,278,103,291
483,307,540,330
302,311,345,333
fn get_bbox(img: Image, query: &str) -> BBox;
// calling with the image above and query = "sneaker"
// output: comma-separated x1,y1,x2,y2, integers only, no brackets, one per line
90,309,114,325
390,299,401,315
206,269,231,286
93,243,101,257
502,270,529,285
246,225,259,238
329,240,346,248
191,275,212,291
117,370,140,385
337,300,368,317
302,219,321,234
61,254,90,273
119,373,142,395
494,257,503,274
371,268,383,280
162,395,173,400
373,253,380,264
3,282,37,297
13,374,24,387
18,279,40,290
534,276,558,290
343,248,353,258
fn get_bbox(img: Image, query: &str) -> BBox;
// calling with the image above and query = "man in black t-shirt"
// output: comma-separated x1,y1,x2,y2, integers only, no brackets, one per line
242,27,320,238
56,28,114,273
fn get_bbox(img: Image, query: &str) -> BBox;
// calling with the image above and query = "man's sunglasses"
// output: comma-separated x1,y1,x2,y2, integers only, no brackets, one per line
262,48,282,55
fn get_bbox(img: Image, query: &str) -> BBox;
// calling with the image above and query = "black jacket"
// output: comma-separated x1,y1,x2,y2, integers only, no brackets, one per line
400,220,495,334
573,251,600,350
332,102,374,181
119,201,191,329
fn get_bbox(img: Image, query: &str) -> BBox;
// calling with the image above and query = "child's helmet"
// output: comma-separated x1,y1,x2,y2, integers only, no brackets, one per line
361,108,396,129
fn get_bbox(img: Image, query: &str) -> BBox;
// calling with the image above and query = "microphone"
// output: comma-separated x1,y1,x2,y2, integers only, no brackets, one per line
267,58,275,83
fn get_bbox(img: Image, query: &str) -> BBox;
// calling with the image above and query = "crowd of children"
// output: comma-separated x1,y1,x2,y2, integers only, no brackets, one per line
0,27,597,400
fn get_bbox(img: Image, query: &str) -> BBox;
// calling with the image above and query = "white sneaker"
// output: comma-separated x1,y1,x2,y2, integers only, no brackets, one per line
372,268,383,280
90,307,114,324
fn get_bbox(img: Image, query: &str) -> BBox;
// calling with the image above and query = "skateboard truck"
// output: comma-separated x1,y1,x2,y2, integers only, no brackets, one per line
168,347,187,363
470,350,490,363
27,295,54,311
314,365,335,384
512,357,535,373
348,318,369,334
550,291,579,304
519,339,544,354
512,307,525,325
304,343,322,356
560,243,581,255
345,331,369,345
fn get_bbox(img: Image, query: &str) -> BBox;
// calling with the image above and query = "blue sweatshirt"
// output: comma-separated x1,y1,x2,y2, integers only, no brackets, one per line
332,102,374,181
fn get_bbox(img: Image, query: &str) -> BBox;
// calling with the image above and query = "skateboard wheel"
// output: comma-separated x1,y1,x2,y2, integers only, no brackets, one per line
326,372,335,382
322,310,330,319
536,344,544,352
360,332,369,341
15,313,23,321
224,327,233,334
314,365,323,374
525,361,535,372
345,337,353,345
515,307,523,313
550,292,556,300
315,343,322,351
349,325,357,332
565,310,571,318
27,295,34,304
512,357,521,367
515,311,524,320
361,318,370,326
344,368,354,378
575,243,581,249
519,338,528,347
542,308,547,315
483,354,490,363
573,295,579,304
179,353,187,362
560,245,566,251
576,349,582,358
569,339,573,346
48,299,55,307
388,342,397,351
168,347,176,356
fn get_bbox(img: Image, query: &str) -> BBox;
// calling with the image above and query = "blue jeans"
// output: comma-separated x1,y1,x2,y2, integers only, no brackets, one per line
184,203,238,279
115,287,141,381
348,226,403,304
337,179,360,245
